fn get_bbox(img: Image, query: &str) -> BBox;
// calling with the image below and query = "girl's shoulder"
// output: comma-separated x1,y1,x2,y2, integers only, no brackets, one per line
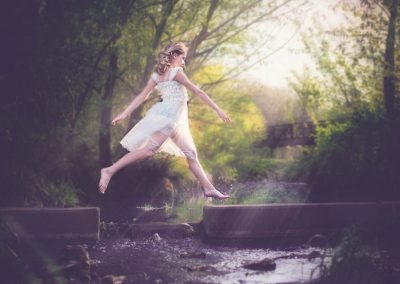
151,72,159,83
151,67,184,83
170,66,183,80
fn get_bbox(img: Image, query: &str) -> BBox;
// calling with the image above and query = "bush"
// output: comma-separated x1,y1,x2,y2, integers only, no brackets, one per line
290,110,400,201
234,153,291,181
0,219,38,282
27,179,80,207
316,226,398,284
224,180,309,204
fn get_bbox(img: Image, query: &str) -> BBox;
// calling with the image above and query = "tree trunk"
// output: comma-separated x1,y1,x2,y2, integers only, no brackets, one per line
127,0,177,130
383,0,398,118
382,0,399,195
186,0,220,66
99,48,118,167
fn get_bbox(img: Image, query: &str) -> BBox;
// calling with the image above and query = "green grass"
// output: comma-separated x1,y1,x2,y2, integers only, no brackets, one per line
26,179,80,207
170,181,310,222
225,181,310,205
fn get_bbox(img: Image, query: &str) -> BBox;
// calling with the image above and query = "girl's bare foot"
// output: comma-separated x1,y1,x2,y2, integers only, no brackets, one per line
204,188,230,200
99,168,113,194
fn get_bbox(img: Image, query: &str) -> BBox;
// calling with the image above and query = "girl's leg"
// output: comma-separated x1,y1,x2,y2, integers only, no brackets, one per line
172,133,229,200
99,131,169,194
186,155,229,199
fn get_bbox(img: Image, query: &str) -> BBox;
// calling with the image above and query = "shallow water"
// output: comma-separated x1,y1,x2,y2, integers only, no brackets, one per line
89,236,330,283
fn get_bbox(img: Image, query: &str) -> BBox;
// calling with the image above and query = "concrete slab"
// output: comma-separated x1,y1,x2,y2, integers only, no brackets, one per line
0,207,100,243
202,203,400,240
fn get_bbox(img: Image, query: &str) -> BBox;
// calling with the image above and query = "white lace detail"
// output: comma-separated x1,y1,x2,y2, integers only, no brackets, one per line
158,81,188,103
169,67,182,80
151,67,187,104
120,66,195,159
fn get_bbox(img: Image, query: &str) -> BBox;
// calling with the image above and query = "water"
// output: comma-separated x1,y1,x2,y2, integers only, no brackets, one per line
90,180,324,283
89,236,330,283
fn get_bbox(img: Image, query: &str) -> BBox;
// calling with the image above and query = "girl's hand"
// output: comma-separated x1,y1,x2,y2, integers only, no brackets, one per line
111,113,128,126
216,109,232,124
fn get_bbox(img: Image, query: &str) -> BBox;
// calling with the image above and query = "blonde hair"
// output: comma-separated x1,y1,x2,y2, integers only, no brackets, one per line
156,42,187,75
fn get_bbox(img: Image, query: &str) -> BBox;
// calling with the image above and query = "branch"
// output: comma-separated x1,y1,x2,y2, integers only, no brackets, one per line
189,0,293,70
206,0,263,38
134,0,170,11
372,0,390,18
71,34,121,127
195,7,285,59
201,24,301,91
190,24,278,74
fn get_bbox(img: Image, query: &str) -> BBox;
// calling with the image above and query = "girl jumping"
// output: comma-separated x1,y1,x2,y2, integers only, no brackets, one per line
98,42,231,200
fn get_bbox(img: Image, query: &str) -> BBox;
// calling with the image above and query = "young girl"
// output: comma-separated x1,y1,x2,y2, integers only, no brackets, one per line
98,42,231,200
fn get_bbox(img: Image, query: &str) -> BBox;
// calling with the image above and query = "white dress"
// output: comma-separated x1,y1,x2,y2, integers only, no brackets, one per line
120,67,197,159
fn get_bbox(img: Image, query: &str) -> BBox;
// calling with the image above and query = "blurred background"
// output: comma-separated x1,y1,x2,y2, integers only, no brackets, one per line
2,0,400,222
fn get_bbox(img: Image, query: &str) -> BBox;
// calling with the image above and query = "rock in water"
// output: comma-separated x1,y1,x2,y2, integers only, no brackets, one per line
243,257,277,271
149,233,162,242
179,251,206,259
101,275,126,284
182,264,217,273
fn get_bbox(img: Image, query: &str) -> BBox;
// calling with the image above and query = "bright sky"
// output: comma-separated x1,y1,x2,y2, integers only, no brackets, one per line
241,0,348,88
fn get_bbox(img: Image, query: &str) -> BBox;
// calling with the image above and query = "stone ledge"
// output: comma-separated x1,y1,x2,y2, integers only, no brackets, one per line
202,202,400,240
0,207,100,243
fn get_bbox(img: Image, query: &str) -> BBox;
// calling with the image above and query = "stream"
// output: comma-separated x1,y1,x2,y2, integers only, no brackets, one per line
89,234,329,283
89,180,325,283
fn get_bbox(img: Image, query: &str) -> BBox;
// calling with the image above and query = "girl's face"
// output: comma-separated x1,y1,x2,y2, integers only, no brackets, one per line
172,52,186,67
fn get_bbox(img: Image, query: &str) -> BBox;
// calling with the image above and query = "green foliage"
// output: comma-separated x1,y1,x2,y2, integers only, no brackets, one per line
190,79,269,182
317,226,391,284
171,180,309,222
225,181,309,205
289,68,332,122
173,198,208,223
0,219,37,282
232,154,289,181
290,109,400,201
27,179,80,207
287,2,400,202
2,0,307,207
294,1,386,119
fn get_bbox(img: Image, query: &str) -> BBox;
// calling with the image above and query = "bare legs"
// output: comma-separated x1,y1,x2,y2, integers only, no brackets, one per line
98,132,168,194
173,132,229,200
98,148,150,194
186,156,229,200
99,130,229,200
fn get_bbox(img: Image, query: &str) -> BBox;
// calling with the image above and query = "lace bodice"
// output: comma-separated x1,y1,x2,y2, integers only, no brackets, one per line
121,67,195,159
151,67,188,103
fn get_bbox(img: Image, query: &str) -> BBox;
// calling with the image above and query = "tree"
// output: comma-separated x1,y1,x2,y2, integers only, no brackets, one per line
0,0,309,205
288,0,400,201
382,0,398,118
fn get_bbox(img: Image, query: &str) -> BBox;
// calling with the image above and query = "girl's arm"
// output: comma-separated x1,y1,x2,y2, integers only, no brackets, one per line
111,78,156,125
174,70,231,123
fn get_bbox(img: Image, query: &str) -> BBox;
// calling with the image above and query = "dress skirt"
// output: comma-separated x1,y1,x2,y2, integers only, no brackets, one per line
119,100,196,158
